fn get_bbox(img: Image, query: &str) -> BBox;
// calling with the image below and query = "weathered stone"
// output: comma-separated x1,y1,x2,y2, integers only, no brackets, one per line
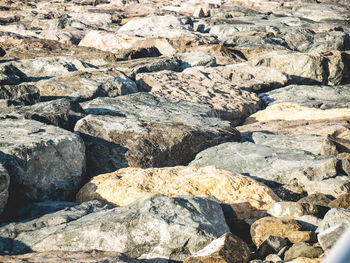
176,52,216,70
137,69,261,124
0,63,27,86
329,193,350,209
0,162,9,216
248,132,325,155
0,119,85,205
0,251,143,263
296,215,322,232
302,176,350,198
183,232,250,263
291,3,350,22
318,223,347,251
317,208,350,233
35,69,137,102
237,118,350,142
291,257,323,263
244,103,350,124
298,193,333,207
256,236,289,259
76,166,281,219
268,202,319,219
320,135,350,156
284,243,323,261
250,217,302,247
0,195,230,260
287,231,316,244
259,85,350,109
0,99,86,131
272,184,307,202
0,84,40,107
75,93,239,178
189,142,337,189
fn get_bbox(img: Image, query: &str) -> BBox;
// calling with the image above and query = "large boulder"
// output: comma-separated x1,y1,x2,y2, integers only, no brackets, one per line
0,119,85,205
0,195,230,261
76,166,281,219
75,93,240,178
189,142,337,189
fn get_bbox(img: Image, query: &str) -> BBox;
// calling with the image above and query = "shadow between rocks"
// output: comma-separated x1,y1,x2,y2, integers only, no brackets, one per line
0,237,33,256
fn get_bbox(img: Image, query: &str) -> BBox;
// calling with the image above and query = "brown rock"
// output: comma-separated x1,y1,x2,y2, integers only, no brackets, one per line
287,231,316,244
284,243,323,261
329,193,350,209
292,257,323,263
244,103,350,125
183,232,250,263
0,250,142,263
77,166,281,219
250,217,302,247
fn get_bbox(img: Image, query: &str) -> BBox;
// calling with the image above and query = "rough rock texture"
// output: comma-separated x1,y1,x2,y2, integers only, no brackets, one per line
244,103,350,124
137,69,261,124
237,118,350,141
317,208,350,233
0,119,85,205
267,202,319,219
0,162,10,216
250,217,302,247
318,223,347,252
183,232,250,263
75,93,240,178
329,193,350,209
0,99,86,131
36,69,137,102
284,243,323,262
0,84,40,107
0,195,230,261
189,142,337,190
259,85,350,109
0,251,142,263
76,166,281,219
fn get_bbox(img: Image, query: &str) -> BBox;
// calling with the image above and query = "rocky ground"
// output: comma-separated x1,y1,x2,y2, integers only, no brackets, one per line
0,0,349,262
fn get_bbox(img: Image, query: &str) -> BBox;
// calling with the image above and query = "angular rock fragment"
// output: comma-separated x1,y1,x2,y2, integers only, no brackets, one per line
0,84,40,107
318,223,348,252
75,93,240,178
0,162,9,216
0,195,230,260
284,242,323,262
268,202,319,219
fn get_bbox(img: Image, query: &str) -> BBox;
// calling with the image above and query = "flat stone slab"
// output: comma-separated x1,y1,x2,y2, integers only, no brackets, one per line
75,92,240,178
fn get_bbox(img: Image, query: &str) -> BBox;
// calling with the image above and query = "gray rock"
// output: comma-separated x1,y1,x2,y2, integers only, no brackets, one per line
189,142,337,188
0,194,230,261
256,236,289,259
176,52,216,70
0,99,86,131
296,215,322,232
0,64,27,86
283,242,323,261
317,208,350,233
248,132,325,155
0,119,85,205
0,250,143,263
268,202,319,219
318,223,348,251
259,85,350,110
35,69,137,102
75,93,239,178
302,176,350,198
0,84,40,107
0,162,9,216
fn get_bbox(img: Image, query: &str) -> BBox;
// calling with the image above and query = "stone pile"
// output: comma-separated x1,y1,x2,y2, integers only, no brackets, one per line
0,0,349,262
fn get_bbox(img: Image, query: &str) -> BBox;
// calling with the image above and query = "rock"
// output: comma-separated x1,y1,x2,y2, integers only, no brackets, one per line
189,142,337,189
250,217,302,247
0,162,9,216
298,193,333,207
284,243,323,262
0,195,230,260
291,257,323,263
248,132,325,155
256,236,289,259
264,254,283,262
114,56,182,80
0,63,27,86
320,135,350,156
0,119,85,206
76,166,281,219
292,3,350,22
296,215,322,232
0,251,143,263
317,208,350,233
176,52,216,70
318,223,348,251
237,118,350,141
137,69,261,124
259,85,350,110
329,193,350,209
287,231,316,244
75,93,240,178
244,103,350,124
301,176,350,198
0,99,86,131
0,84,40,107
183,232,250,263
35,69,137,102
272,184,307,202
267,202,319,219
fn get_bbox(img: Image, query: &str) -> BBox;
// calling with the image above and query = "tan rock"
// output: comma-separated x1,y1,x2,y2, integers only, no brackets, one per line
183,232,250,263
244,103,350,124
137,69,261,124
292,257,323,263
76,166,281,219
250,217,302,247
237,118,350,140
288,231,316,244
329,193,350,209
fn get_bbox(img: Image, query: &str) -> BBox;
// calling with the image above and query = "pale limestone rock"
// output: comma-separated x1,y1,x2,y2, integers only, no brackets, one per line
77,166,281,219
244,103,350,124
